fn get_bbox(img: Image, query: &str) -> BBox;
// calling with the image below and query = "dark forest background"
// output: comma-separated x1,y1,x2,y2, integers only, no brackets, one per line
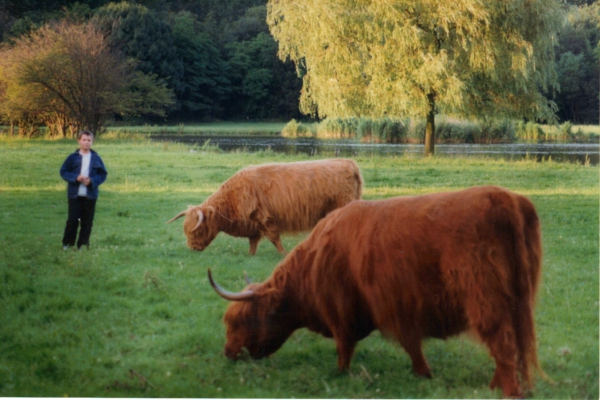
0,0,598,124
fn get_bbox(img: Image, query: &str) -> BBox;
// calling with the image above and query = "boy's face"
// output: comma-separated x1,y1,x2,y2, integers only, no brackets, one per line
78,134,93,151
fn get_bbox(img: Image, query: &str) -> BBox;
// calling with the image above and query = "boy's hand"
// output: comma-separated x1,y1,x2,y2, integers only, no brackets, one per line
76,175,91,185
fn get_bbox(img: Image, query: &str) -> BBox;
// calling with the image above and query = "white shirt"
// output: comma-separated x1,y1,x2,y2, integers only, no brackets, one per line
78,152,92,197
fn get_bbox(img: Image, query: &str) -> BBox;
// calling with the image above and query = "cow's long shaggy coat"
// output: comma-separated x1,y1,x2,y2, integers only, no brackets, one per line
209,186,543,398
169,158,362,254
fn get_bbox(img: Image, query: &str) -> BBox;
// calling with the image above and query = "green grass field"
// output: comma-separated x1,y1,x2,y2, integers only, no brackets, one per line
109,122,287,136
0,136,598,398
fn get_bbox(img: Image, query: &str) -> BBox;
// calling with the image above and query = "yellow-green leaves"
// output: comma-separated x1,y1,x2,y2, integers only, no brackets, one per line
267,0,563,122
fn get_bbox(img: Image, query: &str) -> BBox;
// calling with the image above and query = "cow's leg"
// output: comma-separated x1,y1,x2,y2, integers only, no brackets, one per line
248,235,261,255
489,360,521,398
251,211,287,255
405,342,432,377
471,311,522,398
334,337,357,371
394,333,431,377
485,326,522,398
263,228,286,255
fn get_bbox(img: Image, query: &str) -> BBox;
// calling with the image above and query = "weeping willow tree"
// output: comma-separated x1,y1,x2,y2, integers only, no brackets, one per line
267,0,563,155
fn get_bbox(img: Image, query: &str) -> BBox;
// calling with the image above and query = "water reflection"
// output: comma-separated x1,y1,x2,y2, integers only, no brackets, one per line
150,134,599,165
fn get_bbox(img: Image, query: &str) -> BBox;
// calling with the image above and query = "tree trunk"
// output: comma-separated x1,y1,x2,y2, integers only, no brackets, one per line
424,91,436,156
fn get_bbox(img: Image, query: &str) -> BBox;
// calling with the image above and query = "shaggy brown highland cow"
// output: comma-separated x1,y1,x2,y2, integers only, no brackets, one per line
168,158,362,255
209,186,545,398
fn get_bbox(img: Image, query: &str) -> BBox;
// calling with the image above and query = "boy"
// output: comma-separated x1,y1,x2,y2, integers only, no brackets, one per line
60,130,108,250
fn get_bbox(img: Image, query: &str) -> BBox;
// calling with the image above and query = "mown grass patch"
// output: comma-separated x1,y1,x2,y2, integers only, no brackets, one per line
0,137,597,398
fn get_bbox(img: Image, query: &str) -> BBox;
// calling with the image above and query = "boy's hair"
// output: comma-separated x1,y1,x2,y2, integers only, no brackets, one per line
78,130,94,140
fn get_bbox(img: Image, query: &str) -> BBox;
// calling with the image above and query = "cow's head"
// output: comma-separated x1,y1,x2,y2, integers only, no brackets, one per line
167,205,218,251
208,268,295,361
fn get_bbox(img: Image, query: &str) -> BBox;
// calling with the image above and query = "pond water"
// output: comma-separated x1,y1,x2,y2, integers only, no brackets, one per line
150,134,600,165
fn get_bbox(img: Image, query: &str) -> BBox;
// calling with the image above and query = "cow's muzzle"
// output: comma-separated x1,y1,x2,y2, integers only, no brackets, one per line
188,241,207,251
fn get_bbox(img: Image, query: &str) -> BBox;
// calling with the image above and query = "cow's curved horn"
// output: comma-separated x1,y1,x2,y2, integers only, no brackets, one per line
192,210,204,231
166,210,187,224
244,271,252,285
208,268,256,301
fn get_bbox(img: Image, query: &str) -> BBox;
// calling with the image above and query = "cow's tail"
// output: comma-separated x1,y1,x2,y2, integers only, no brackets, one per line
512,195,549,389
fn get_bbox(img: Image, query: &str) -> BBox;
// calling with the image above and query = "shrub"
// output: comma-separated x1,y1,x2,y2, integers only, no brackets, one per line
281,119,315,137
549,121,585,141
434,118,478,143
378,118,408,143
356,117,373,140
558,121,573,139
478,119,516,143
516,121,545,140
315,117,408,142
288,117,518,143
315,118,358,138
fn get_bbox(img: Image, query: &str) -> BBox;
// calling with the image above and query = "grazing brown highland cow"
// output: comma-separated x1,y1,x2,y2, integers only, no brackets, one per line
168,158,362,255
209,186,544,398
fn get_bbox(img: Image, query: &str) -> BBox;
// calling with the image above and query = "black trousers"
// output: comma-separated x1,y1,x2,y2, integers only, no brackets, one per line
62,196,97,248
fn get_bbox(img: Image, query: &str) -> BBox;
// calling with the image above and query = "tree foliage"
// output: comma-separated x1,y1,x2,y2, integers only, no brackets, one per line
169,11,231,119
0,20,174,136
226,31,302,119
87,1,301,121
0,0,596,126
268,0,564,154
93,2,185,104
554,3,599,124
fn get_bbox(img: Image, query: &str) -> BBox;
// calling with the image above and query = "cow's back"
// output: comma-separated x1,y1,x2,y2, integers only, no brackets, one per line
303,186,541,340
237,159,363,232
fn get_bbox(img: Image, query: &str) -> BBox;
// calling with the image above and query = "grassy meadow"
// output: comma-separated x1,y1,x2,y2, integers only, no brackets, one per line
109,122,287,136
0,136,598,398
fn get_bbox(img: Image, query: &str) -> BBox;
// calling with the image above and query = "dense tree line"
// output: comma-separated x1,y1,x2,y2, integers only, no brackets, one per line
0,0,303,129
0,0,597,132
554,3,599,124
0,19,174,136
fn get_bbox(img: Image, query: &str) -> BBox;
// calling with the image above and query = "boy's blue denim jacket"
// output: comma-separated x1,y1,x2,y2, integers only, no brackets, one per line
60,149,108,199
